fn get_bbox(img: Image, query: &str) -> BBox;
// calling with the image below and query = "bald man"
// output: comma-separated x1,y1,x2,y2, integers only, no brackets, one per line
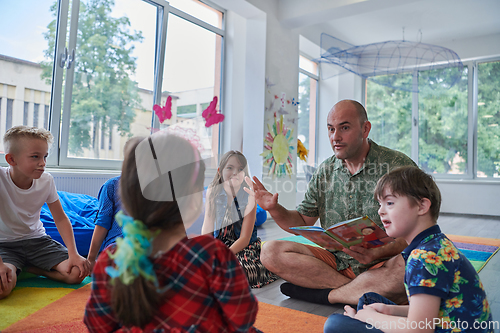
251,99,416,305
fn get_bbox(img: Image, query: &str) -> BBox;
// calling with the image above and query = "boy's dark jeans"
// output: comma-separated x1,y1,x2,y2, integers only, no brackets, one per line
323,292,397,333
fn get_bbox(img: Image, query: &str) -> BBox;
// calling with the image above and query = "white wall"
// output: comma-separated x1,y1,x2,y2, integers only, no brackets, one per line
440,33,500,61
252,0,299,210
437,181,500,216
213,0,267,182
216,0,300,210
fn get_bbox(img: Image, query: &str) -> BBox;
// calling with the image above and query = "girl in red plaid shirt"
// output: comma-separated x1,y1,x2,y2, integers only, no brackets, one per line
84,134,260,332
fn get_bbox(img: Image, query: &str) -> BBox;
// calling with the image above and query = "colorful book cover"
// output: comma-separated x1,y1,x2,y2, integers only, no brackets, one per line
289,216,394,251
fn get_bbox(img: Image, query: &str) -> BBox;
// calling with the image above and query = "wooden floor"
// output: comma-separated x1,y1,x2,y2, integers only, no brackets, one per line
252,213,500,331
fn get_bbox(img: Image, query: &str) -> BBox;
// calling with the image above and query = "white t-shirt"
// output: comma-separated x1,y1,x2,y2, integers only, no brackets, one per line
0,166,59,242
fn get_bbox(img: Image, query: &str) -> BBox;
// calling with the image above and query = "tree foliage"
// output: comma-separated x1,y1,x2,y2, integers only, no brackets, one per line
417,68,468,174
42,0,143,157
477,61,500,177
365,65,500,177
366,74,412,158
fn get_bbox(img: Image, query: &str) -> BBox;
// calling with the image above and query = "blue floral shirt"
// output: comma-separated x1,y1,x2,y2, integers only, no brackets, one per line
402,225,493,332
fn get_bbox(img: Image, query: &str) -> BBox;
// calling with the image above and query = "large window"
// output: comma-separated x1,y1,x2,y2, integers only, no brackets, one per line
60,0,158,163
0,0,54,154
366,59,500,179
0,0,224,168
366,74,412,158
297,55,318,176
477,61,500,178
159,8,223,161
418,68,468,175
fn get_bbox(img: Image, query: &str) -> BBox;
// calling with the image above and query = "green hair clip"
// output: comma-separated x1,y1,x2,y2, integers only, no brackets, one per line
105,211,160,287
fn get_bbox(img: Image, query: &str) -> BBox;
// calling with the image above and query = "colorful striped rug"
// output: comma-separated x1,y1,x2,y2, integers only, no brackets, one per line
276,234,500,273
0,277,325,333
446,235,500,273
0,234,498,332
0,274,92,332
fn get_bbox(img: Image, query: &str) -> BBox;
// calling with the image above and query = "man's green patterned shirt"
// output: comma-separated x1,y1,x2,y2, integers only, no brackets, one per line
297,139,416,275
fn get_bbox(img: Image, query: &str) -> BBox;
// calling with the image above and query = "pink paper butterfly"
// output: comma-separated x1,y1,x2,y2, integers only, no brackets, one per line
202,96,225,127
153,95,172,123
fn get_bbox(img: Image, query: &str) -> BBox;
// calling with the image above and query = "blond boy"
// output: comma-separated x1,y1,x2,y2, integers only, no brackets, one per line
0,126,90,299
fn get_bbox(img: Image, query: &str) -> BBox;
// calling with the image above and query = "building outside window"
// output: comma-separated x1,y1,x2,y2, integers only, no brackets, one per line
6,98,13,131
34,103,40,128
44,105,49,130
23,102,29,126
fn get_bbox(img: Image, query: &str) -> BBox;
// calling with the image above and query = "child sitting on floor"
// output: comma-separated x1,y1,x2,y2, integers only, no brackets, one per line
84,134,260,332
0,126,90,299
86,175,122,273
202,150,279,288
87,138,140,274
324,166,493,333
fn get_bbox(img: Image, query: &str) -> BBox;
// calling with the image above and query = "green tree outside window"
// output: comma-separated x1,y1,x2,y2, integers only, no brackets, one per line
41,0,143,157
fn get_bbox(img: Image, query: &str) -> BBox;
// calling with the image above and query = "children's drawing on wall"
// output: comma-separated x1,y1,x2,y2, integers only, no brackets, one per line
287,98,299,124
262,77,300,178
277,92,289,115
265,77,275,93
261,112,294,178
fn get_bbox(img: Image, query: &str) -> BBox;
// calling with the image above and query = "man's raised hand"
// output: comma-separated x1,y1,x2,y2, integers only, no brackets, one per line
245,176,278,212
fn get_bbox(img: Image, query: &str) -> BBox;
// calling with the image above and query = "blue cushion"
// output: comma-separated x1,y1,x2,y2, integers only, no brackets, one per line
40,191,98,257
255,204,267,226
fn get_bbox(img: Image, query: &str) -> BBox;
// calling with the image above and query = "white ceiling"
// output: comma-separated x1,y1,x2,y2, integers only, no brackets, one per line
278,0,500,48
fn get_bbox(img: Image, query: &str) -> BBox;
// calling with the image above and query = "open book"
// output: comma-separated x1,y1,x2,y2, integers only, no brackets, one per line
289,216,394,251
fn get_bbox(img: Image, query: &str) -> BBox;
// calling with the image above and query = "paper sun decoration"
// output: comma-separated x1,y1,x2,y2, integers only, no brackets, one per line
202,96,224,127
153,96,172,123
261,113,294,177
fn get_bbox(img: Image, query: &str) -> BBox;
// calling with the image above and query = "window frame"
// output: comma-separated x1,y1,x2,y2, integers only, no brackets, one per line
363,55,500,182
298,52,319,175
0,0,225,170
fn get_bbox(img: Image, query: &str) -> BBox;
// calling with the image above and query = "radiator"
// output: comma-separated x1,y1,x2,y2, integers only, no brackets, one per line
51,172,119,198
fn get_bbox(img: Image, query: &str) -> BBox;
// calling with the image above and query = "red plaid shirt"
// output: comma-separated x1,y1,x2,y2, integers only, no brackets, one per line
84,235,259,332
